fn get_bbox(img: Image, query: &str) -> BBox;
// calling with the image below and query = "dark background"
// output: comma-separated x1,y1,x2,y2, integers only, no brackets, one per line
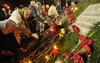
0,0,30,9
0,0,74,10
0,0,67,9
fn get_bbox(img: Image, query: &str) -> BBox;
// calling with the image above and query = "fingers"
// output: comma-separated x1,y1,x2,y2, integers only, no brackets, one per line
31,33,39,39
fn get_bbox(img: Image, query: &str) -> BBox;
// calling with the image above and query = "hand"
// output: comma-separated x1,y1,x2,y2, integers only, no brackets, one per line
18,48,27,53
31,33,39,39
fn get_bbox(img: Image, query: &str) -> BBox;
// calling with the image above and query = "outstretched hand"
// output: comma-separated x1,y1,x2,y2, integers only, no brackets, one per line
31,33,39,39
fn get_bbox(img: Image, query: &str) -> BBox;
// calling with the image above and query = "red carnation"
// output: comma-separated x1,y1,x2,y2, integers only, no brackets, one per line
79,57,84,63
68,16,75,24
63,52,71,59
72,25,79,33
64,8,70,12
71,54,81,63
50,23,57,33
86,39,92,45
67,10,73,15
78,35,86,40
80,39,87,47
52,49,60,55
64,8,73,15
80,38,92,48
83,44,91,55
71,52,84,63
72,50,78,55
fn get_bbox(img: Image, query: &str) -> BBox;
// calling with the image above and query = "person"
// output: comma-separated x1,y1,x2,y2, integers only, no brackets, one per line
0,7,39,63
0,20,21,63
70,2,78,12
43,15,59,36
48,3,59,17
28,0,38,18
41,5,45,17
28,0,44,35
0,7,39,54
37,2,45,34
28,1,44,21
9,7,39,44
43,4,49,16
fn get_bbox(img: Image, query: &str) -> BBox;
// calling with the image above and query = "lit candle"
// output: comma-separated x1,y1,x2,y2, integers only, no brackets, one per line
54,45,58,49
45,55,49,61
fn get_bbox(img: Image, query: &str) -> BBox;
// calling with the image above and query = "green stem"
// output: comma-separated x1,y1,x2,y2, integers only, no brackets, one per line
88,24,100,38
88,29,99,38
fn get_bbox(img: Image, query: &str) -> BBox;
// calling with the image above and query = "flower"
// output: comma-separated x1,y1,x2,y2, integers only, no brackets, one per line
72,25,79,33
80,39,92,47
71,51,84,63
52,49,60,55
73,7,78,12
83,44,91,55
80,39,87,47
59,28,66,38
79,57,84,63
61,28,66,34
68,15,75,24
63,52,70,59
78,35,86,40
50,23,58,33
64,8,73,15
86,39,92,45
71,54,83,63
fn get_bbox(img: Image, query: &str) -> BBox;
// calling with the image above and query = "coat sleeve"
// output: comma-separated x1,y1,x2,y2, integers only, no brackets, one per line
17,23,32,38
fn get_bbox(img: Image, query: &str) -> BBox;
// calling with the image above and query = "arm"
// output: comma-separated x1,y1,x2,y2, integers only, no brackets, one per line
17,23,39,39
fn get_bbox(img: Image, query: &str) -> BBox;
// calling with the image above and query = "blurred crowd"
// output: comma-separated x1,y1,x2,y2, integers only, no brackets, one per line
0,0,78,63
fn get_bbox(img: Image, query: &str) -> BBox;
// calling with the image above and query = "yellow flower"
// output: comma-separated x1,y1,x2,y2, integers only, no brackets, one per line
59,28,66,38
61,28,66,34
59,33,64,38
73,7,78,12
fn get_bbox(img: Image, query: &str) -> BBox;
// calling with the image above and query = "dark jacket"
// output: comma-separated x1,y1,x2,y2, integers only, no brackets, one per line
0,9,6,21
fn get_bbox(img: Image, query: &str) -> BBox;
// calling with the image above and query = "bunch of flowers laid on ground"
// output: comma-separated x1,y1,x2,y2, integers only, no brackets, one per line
19,5,95,63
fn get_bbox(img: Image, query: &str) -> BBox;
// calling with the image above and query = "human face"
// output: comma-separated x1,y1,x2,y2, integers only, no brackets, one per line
46,5,49,9
30,1,35,6
24,11,30,20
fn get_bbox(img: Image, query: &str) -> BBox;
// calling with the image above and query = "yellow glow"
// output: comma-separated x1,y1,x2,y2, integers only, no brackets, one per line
28,60,32,63
7,6,10,9
22,58,32,63
54,45,58,49
45,55,49,60
3,4,8,7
